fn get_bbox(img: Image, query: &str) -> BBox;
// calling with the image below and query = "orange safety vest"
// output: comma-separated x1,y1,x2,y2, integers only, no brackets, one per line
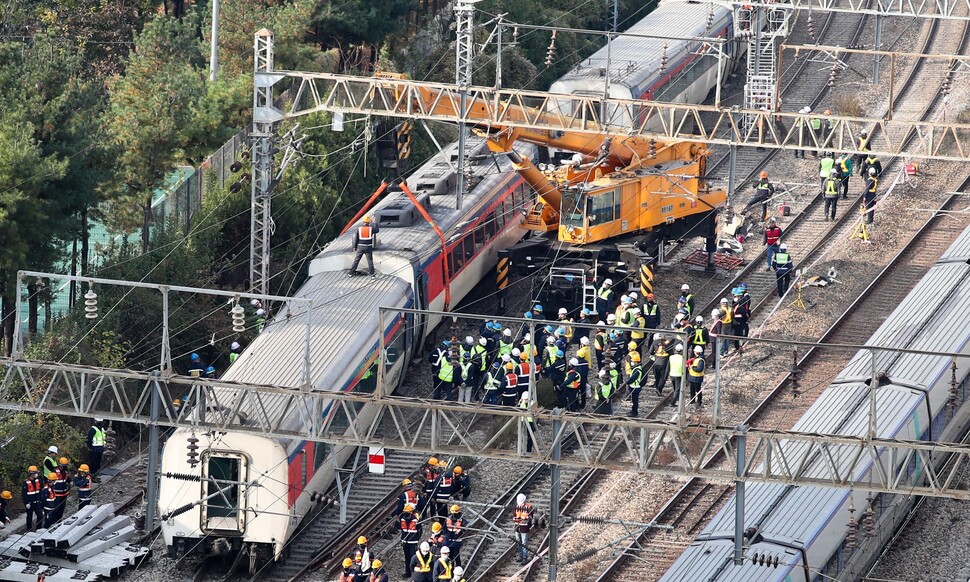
514,504,532,525
24,479,41,495
358,225,374,243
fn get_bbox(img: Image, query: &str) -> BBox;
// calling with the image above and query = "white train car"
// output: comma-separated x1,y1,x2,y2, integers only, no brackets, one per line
158,139,537,566
660,226,970,582
549,0,738,123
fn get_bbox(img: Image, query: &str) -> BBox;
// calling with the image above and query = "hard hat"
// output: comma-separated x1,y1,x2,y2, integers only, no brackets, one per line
544,326,554,335
732,287,742,296
450,504,461,513
720,298,729,305
768,217,776,224
443,339,452,347
630,352,641,361
441,546,451,555
372,559,383,569
524,312,533,319
230,341,240,351
453,466,462,475
580,336,590,345
79,464,90,472
342,558,353,568
556,349,564,357
94,417,104,423
523,333,531,342
868,167,876,175
630,307,641,315
674,313,685,322
402,478,412,486
629,291,638,299
503,328,512,337
598,369,607,378
675,345,684,352
486,321,496,330
740,282,748,290
693,346,704,354
404,503,416,512
610,362,617,369
357,536,368,545
48,473,57,481
627,341,637,350
205,366,216,375
780,243,788,251
581,307,591,315
59,457,68,465
48,446,57,454
558,307,568,316
712,309,721,318
569,358,579,366
465,336,474,345
621,295,631,304
556,326,567,336
502,354,511,363
505,362,515,371
0,491,10,500
521,391,530,400
28,466,38,473
603,278,613,287
432,522,443,533
654,333,662,341
454,567,465,577
800,106,811,114
428,457,439,466
517,493,527,505
363,216,371,223
681,284,690,292
760,171,768,179
606,314,616,323
256,308,265,315
190,353,200,361
479,337,487,346
830,169,838,175
695,316,704,324
420,541,431,552
533,304,543,312
860,130,868,136
519,351,529,361
492,361,500,369
250,299,260,306
173,399,182,406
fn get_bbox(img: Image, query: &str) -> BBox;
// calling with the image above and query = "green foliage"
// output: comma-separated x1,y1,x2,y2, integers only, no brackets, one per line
313,0,418,48
0,413,85,506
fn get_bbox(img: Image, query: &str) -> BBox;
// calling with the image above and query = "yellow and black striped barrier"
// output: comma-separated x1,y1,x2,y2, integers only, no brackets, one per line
497,250,510,309
397,121,412,161
639,263,654,297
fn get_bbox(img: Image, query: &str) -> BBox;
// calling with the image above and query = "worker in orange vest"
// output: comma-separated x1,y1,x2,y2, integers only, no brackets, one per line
349,216,379,277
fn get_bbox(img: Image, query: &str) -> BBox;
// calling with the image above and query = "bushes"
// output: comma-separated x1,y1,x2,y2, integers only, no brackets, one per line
0,413,85,510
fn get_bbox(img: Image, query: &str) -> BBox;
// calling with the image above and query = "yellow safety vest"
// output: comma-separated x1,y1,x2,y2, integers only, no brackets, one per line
721,307,733,325
689,358,706,378
631,316,646,339
436,558,453,579
824,179,839,197
867,177,878,193
437,362,454,382
416,553,433,572
669,354,685,377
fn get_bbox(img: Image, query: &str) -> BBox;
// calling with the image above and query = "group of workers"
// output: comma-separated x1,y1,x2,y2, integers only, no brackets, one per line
427,278,759,416
18,428,104,531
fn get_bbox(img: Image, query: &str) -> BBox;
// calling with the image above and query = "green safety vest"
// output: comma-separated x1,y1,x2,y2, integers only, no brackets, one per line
519,399,534,423
484,371,501,390
229,352,239,364
693,328,707,345
598,287,612,300
669,354,685,377
774,252,792,267
824,179,839,197
438,362,454,382
819,157,835,178
810,117,821,130
628,365,643,388
609,368,619,390
499,340,513,356
472,345,487,371
598,381,614,400
91,426,106,447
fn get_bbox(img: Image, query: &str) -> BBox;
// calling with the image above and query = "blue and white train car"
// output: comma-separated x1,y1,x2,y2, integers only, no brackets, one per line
660,226,970,582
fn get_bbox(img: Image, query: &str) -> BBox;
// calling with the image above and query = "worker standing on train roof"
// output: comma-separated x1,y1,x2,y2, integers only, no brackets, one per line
411,541,434,582
433,546,454,580
22,466,43,531
823,169,840,221
351,536,372,582
677,284,695,319
229,341,241,364
837,153,853,199
399,503,423,579
764,217,782,272
595,278,614,317
772,243,795,298
368,559,388,582
349,215,379,278
187,353,205,377
74,464,93,509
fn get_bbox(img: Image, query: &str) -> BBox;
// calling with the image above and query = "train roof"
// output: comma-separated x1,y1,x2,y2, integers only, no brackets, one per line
310,138,533,275
549,0,731,98
222,270,410,391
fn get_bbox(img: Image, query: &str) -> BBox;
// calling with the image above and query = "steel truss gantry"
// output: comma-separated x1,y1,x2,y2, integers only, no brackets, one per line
736,0,970,20
271,72,970,161
3,357,970,500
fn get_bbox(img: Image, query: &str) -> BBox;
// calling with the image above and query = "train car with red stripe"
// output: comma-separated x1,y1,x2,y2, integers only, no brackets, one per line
157,138,537,569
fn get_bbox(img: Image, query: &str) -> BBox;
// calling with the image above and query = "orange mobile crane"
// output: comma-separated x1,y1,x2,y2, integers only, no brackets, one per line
373,74,726,299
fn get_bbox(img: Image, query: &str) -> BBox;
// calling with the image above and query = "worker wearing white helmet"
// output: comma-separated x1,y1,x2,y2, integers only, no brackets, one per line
433,546,453,579
519,391,534,452
412,541,434,576
864,165,879,224
772,240,795,298
558,307,568,316
689,314,709,357
513,493,534,564
678,285,695,318
454,566,465,580
668,342,686,407
596,278,615,317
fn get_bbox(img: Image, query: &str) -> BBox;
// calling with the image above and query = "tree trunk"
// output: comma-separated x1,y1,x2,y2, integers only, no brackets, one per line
142,195,152,254
27,281,38,336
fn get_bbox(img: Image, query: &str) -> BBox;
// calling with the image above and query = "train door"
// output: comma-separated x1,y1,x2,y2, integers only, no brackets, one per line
201,451,249,535
413,270,428,346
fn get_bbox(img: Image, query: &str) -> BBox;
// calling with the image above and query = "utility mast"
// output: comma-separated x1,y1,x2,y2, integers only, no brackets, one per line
453,0,479,210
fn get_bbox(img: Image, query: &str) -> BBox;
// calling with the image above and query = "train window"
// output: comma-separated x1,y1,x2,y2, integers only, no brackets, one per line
451,246,465,272
314,442,329,470
483,212,496,240
474,224,485,250
301,449,308,487
206,456,240,519
589,189,619,225
463,235,475,262
358,362,378,393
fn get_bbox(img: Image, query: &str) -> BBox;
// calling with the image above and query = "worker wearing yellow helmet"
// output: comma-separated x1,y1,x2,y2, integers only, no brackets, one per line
75,464,94,509
428,521,446,555
397,475,423,516
351,535,372,578
0,490,11,528
446,504,468,566
338,557,354,582
22,466,43,531
43,474,59,527
369,559,387,582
